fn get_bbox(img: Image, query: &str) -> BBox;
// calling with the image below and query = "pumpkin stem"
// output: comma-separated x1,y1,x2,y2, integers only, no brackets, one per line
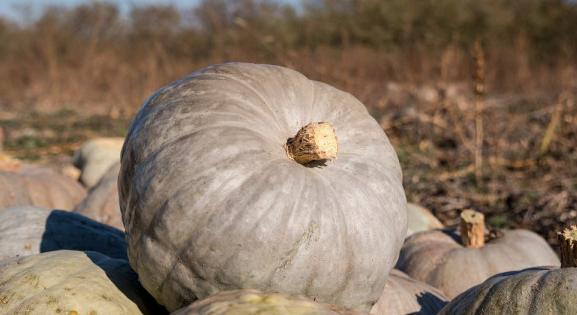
286,122,338,165
460,209,485,248
558,226,577,268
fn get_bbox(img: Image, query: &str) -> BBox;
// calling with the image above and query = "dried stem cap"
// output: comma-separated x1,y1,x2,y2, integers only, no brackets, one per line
558,226,577,268
460,209,485,248
286,122,338,165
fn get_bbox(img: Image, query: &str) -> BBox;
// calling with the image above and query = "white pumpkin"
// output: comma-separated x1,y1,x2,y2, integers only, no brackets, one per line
73,137,124,188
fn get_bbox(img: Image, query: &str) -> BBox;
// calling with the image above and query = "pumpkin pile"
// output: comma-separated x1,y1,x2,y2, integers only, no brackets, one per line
0,62,572,315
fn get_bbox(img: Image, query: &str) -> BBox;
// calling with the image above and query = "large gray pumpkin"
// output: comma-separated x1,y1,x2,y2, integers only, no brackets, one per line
439,267,577,314
119,63,407,311
75,162,123,230
371,269,447,315
0,206,127,260
0,250,165,314
0,165,86,211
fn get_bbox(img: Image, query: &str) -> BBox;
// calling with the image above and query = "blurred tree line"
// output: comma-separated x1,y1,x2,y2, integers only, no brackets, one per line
0,0,575,111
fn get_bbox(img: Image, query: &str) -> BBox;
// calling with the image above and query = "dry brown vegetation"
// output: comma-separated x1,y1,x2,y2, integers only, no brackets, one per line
0,0,575,246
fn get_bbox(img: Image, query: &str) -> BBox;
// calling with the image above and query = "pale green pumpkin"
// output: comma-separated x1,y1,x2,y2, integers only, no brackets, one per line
0,250,165,314
172,289,363,315
439,267,577,315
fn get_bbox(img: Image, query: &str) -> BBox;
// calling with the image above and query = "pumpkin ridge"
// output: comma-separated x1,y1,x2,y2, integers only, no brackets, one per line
141,238,188,306
202,68,287,131
171,162,289,296
215,163,316,282
142,123,277,163
268,170,310,279
124,95,276,163
273,170,329,297
130,130,274,239
528,268,557,313
310,170,359,304
327,166,407,264
216,164,304,268
275,221,319,274
305,77,318,128
151,161,282,300
309,81,370,124
322,160,406,242
472,268,513,312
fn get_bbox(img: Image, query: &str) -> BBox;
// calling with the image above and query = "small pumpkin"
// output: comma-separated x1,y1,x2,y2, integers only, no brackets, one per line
172,289,363,315
406,203,443,237
73,137,124,188
439,226,577,315
396,209,559,298
119,63,407,311
0,250,165,314
75,162,123,230
0,206,127,260
370,269,447,315
0,165,86,211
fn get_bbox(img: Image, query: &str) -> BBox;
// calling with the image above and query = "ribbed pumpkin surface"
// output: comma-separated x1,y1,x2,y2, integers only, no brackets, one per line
439,267,577,314
119,63,407,311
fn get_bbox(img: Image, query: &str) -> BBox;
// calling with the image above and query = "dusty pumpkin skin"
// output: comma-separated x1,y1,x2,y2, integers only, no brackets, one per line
0,206,128,260
396,229,560,298
370,269,447,315
0,250,166,315
438,267,577,315
406,203,443,237
172,289,364,315
75,162,123,230
0,165,86,211
119,63,407,311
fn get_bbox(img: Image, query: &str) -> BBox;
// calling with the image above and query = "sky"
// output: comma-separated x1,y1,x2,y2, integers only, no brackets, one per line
0,0,299,21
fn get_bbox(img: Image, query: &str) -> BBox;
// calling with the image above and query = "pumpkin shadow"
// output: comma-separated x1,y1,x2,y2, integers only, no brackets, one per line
441,228,462,243
303,159,329,168
40,210,128,260
85,252,169,315
411,292,448,315
40,211,168,314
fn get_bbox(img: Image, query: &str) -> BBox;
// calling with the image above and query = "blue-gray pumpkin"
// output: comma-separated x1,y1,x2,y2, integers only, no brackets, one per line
119,63,407,311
